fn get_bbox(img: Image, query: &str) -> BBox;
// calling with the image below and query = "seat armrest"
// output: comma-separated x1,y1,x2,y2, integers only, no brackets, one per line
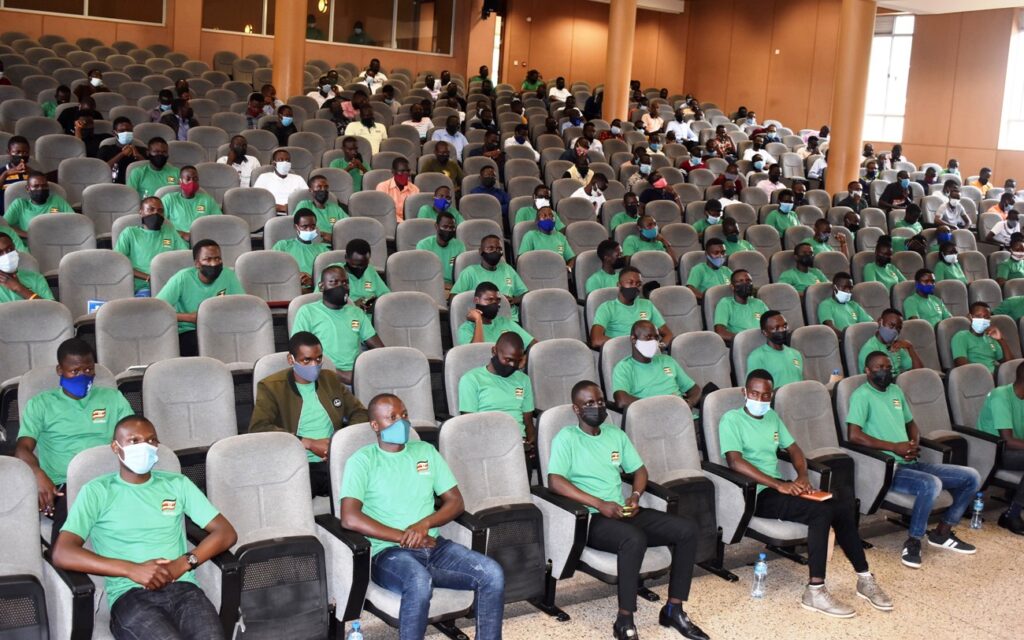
530,486,589,580
952,425,1002,444
839,443,895,514
530,486,591,516
314,514,371,623
919,436,953,464
185,518,240,636
438,511,488,553
700,461,756,544
776,450,833,490
952,425,1005,488
42,549,95,640
638,480,679,513
185,519,239,572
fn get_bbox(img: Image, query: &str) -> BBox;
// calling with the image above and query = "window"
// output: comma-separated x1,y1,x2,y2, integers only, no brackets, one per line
999,16,1024,150
2,0,163,24
863,15,914,143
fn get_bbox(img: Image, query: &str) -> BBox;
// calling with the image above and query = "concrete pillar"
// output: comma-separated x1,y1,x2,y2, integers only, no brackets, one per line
828,0,877,190
272,0,306,100
604,0,638,122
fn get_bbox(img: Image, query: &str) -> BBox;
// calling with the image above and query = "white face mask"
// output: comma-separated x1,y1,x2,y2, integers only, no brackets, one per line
118,442,159,475
635,339,659,358
90,77,102,87
275,161,292,175
942,253,958,264
835,289,852,304
535,197,551,209
971,317,991,334
298,229,319,242
745,397,771,418
707,215,721,224
0,250,19,274
1013,251,1024,261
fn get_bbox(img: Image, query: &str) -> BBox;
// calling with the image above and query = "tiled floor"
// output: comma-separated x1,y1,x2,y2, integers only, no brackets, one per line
345,504,1023,639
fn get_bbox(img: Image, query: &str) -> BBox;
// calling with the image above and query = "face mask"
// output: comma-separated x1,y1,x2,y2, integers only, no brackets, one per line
723,189,736,199
298,229,319,242
675,114,684,122
768,330,789,346
199,264,223,281
937,232,953,244
514,135,527,144
159,103,172,112
640,226,659,240
534,197,551,209
611,126,621,135
639,163,652,176
971,317,991,334
481,177,497,188
281,116,294,127
942,253,958,264
321,84,332,93
649,143,661,152
380,418,411,444
619,286,640,303
635,339,659,358
753,160,765,171
653,178,668,189
707,214,721,224
29,189,49,205
116,131,133,145
394,173,410,187
579,406,608,427
437,228,456,242
1008,220,1019,230
878,325,899,344
141,214,162,230
876,255,891,266
538,218,556,233
611,256,627,270
797,254,814,267
746,118,756,125
866,171,878,180
118,442,159,474
835,289,852,304
815,233,830,243
899,178,910,189
745,397,771,418
481,251,502,266
916,283,935,296
361,117,375,127
708,255,726,267
446,125,459,135
436,154,450,165
309,190,329,205
490,354,518,378
869,369,893,389
292,361,322,381
232,145,247,158
322,285,348,306
88,76,103,87
725,233,739,242
355,27,363,34
477,302,500,320
778,202,794,214
179,181,200,197
847,223,860,232
276,161,292,175
0,251,18,273
150,155,168,169
734,283,753,298
60,373,94,399
430,196,450,211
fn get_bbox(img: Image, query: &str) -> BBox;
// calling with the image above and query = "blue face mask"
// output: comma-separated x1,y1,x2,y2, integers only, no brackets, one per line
916,283,935,296
514,136,526,144
753,160,765,171
159,103,172,111
639,163,652,175
779,202,794,213
380,418,411,445
649,143,662,152
708,255,726,268
60,373,94,399
433,197,450,211
640,226,658,240
899,178,910,188
292,361,322,382
538,218,556,232
937,232,953,244
281,116,294,127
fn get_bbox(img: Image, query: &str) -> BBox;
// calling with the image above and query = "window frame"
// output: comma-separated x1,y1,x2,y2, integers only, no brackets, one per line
862,14,915,144
0,0,167,27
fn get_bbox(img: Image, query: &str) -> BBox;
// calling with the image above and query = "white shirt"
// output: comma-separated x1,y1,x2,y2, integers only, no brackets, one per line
306,90,335,107
252,171,308,206
756,179,786,195
570,186,605,214
807,157,828,180
718,196,740,208
407,117,432,140
989,219,1020,245
743,148,777,164
549,87,572,102
935,200,970,229
357,74,387,94
570,136,603,157
665,120,697,142
503,136,540,161
216,154,261,187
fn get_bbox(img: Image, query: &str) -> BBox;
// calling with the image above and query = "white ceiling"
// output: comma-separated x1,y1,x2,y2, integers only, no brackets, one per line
878,0,1022,14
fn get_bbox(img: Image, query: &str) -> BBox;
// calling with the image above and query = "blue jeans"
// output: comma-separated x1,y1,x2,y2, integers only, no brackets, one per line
110,581,223,640
371,537,505,640
890,462,981,538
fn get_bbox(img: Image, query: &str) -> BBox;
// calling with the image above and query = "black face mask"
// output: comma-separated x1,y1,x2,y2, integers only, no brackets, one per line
619,286,640,303
29,189,49,205
481,251,502,266
846,223,860,232
80,128,94,138
490,354,518,378
446,125,459,135
579,405,608,427
436,154,450,165
723,189,736,198
876,255,891,266
306,189,327,204
150,155,168,169
199,264,223,281
477,302,500,320
725,233,739,242
322,285,348,306
734,283,753,298
347,264,367,279
870,369,893,389
797,254,815,267
232,146,247,158
624,203,639,216
361,118,375,128
611,256,627,270
437,228,456,242
141,214,162,230
768,330,790,346
481,177,497,188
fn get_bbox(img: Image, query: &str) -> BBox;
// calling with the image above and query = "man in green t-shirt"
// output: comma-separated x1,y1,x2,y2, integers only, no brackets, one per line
331,238,390,311
3,171,74,237
691,199,722,237
458,332,536,448
721,369,890,616
521,69,544,92
586,239,625,296
995,295,1024,321
819,271,870,336
622,214,678,263
612,320,700,409
294,175,348,243
155,239,245,356
856,309,923,376
934,243,967,284
848,351,981,568
977,361,1024,535
417,185,464,225
114,197,189,293
0,233,52,302
590,267,671,349
515,184,564,230
862,237,905,291
449,235,528,322
547,380,708,640
685,238,732,301
250,331,368,496
127,137,178,199
951,301,1010,374
416,209,465,288
808,218,848,257
609,192,642,231
272,209,330,293
902,269,951,327
518,206,576,265
328,136,367,192
159,165,222,240
765,190,799,236
292,265,384,386
721,216,755,255
458,281,535,348
746,311,804,388
713,269,768,344
52,415,236,637
15,338,134,544
340,394,506,640
779,243,829,295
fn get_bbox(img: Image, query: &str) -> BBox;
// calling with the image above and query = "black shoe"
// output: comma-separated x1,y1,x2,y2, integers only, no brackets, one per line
659,605,710,640
612,618,639,640
998,511,1024,536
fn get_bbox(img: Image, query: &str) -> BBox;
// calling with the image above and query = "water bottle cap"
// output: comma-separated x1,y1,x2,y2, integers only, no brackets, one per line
353,621,361,629
758,552,767,560
977,492,983,497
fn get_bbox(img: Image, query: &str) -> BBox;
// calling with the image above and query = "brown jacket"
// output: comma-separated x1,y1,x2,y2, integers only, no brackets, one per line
249,368,368,435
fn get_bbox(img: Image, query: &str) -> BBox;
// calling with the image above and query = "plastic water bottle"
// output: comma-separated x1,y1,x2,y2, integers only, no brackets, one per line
751,553,768,599
970,492,984,529
346,620,364,640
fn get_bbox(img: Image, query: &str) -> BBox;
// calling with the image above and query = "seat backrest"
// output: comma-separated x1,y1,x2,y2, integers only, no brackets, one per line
758,283,804,329
222,187,277,233
81,183,140,237
947,363,995,429
372,291,443,360
348,190,397,240
143,357,237,450
189,214,252,266
791,325,842,385
385,249,446,308
235,250,303,302
528,338,598,411
444,342,495,415
536,405,578,481
353,347,435,423
671,331,732,390
95,298,179,374
773,380,840,453
331,217,387,271
197,294,275,366
624,395,702,483
516,249,569,291
728,250,769,287
700,387,746,463
701,284,733,330
649,285,702,336
852,281,889,322
630,250,677,288
149,250,193,296
936,317,971,370
0,457,44,580
833,374,869,439
66,444,180,507
57,249,135,319
901,318,941,372
27,214,97,274
520,289,582,341
894,367,952,438
730,328,765,384
440,412,531,513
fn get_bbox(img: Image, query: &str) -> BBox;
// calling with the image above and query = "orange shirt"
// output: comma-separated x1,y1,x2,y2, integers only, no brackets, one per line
375,178,420,221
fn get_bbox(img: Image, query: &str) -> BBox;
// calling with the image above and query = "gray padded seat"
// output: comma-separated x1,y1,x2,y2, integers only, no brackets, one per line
95,298,179,374
372,291,444,361
521,289,582,342
330,217,387,270
143,357,237,452
527,338,598,411
235,251,302,301
517,249,569,291
385,250,446,308
443,343,495,415
189,214,252,266
223,187,277,234
352,347,437,431
57,250,135,322
670,331,732,390
197,294,275,366
57,157,111,207
790,324,842,387
347,191,397,241
27,214,97,277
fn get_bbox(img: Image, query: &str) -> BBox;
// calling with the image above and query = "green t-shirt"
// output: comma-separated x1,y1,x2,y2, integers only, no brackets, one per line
692,218,714,235
20,386,134,485
902,294,951,327
997,258,1024,282
857,335,912,375
457,316,534,346
0,226,26,251
585,268,620,295
765,210,799,236
951,329,1003,373
995,296,1024,321
862,262,906,290
155,267,245,332
325,263,391,302
450,263,528,322
809,239,835,255
457,366,534,435
612,354,695,399
127,163,179,199
328,160,365,192
272,238,330,276
593,298,665,338
519,229,575,262
977,384,1024,438
515,206,565,231
818,297,870,330
609,212,639,230
686,263,733,293
713,296,768,333
521,79,544,91
160,192,221,232
62,471,219,606
340,441,458,556
296,381,334,462
778,267,828,294
548,424,643,512
416,236,466,284
718,407,795,493
933,260,967,284
0,269,53,303
893,219,922,234
291,301,376,371
114,224,189,291
295,199,349,234
3,195,74,231
747,344,804,388
846,381,914,463
723,238,755,255
417,204,464,225
622,234,666,256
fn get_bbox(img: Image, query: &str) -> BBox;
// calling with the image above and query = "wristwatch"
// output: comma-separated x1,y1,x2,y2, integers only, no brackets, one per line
185,553,199,571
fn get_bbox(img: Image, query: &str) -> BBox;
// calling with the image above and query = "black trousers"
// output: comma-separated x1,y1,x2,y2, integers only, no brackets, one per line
48,489,68,547
309,461,332,498
754,488,868,580
1003,449,1024,507
586,508,698,612
178,330,199,357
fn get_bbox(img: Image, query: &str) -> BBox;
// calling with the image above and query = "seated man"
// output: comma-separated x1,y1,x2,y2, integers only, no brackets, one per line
470,165,511,220
416,210,465,290
996,237,1024,286
903,269,951,327
951,301,1010,374
458,282,536,348
160,166,222,240
273,209,330,293
343,105,388,153
934,243,967,284
250,331,369,496
458,332,536,453
765,189,800,237
518,206,576,266
685,239,732,302
877,171,912,212
156,239,245,357
293,174,348,244
837,181,869,213
114,197,189,294
450,235,528,322
15,338,134,544
569,171,608,215
253,149,309,213
746,311,804,388
127,137,178,199
713,269,768,344
613,320,700,410
934,185,971,229
338,238,390,310
609,192,642,231
0,233,52,302
722,369,891,616
591,267,672,348
340,394,505,640
857,308,923,376
52,416,237,639
548,380,708,640
292,265,384,385
99,118,147,184
623,215,678,263
848,352,981,568
375,157,419,222
893,203,923,234
986,206,1018,247
977,360,1024,535
216,135,261,188
263,105,298,147
755,164,787,197
808,218,848,257
862,237,905,291
329,136,369,192
586,239,626,295
417,186,463,224
418,141,464,195
721,217,755,255
3,171,74,237
778,243,829,295
0,135,31,199
819,272,870,336
692,199,723,237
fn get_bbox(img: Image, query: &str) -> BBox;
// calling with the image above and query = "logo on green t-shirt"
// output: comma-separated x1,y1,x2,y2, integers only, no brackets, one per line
91,409,107,423
611,451,621,464
416,460,430,474
161,498,177,514
514,387,524,399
